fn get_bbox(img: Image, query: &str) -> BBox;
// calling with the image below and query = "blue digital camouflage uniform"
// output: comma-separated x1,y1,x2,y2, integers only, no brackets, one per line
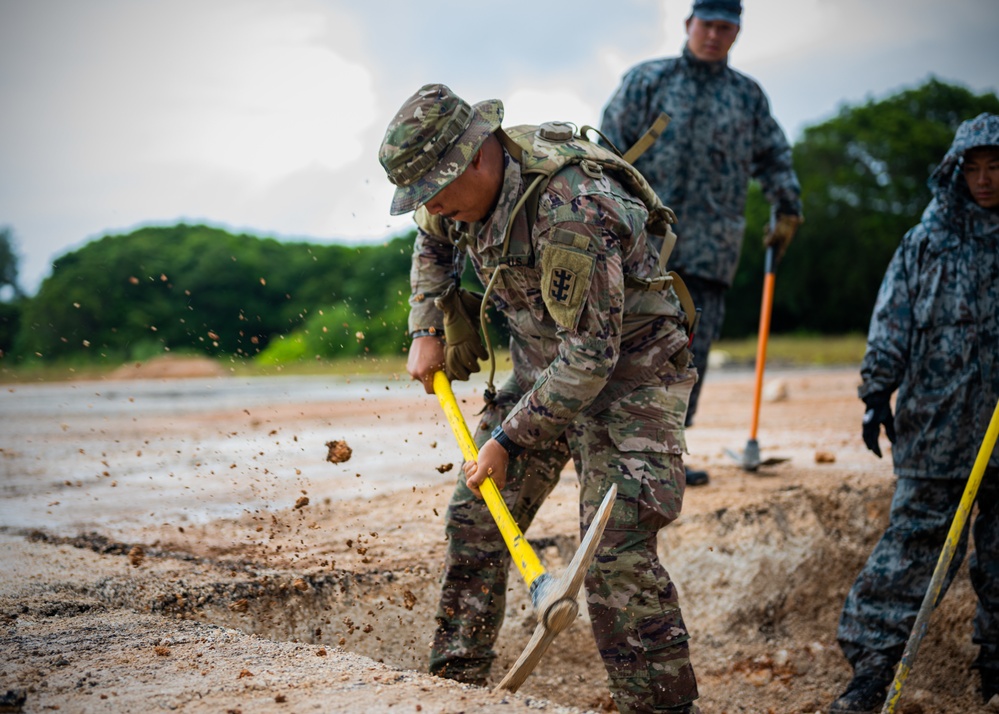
600,45,802,422
407,130,701,711
837,113,999,679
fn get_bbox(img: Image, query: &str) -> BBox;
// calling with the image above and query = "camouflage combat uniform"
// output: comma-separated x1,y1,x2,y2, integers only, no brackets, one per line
406,127,700,712
838,113,999,679
600,45,802,422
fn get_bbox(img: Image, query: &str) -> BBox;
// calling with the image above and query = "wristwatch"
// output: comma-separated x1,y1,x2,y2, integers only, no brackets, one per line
490,424,525,458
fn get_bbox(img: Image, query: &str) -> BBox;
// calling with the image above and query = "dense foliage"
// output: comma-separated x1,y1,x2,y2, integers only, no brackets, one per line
722,78,999,338
3,79,997,364
13,225,412,362
0,227,25,357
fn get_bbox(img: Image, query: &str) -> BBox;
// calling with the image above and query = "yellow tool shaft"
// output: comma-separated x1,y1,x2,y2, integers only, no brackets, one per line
883,396,999,713
433,371,547,587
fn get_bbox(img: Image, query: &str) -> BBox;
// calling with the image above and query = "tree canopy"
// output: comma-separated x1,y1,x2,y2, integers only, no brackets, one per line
13,225,412,362
722,78,999,338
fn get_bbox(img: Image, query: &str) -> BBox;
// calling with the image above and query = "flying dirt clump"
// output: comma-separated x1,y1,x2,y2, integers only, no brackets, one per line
325,440,353,464
128,545,145,568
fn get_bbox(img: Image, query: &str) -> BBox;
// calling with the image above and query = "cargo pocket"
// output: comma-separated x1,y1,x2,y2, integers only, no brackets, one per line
607,418,685,530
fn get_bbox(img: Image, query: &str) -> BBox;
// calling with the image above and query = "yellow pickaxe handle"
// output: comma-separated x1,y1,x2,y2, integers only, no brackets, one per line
433,371,547,588
882,395,999,713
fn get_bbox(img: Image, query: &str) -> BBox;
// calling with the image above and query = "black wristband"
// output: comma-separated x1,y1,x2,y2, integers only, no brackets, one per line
410,328,443,340
491,424,525,458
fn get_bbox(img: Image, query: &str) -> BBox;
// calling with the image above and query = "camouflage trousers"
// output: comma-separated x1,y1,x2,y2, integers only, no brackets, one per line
674,272,727,428
430,370,701,713
837,470,999,676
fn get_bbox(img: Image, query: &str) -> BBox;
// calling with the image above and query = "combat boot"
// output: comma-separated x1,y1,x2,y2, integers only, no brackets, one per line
827,673,890,713
684,466,709,486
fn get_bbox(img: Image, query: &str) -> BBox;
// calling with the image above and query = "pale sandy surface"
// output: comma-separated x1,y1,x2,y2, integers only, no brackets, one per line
0,358,990,713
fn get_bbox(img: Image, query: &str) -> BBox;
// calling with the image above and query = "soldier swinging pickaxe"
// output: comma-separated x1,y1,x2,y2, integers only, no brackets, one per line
432,371,616,692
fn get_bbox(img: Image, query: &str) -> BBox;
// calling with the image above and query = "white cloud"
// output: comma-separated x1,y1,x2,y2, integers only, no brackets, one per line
0,0,996,295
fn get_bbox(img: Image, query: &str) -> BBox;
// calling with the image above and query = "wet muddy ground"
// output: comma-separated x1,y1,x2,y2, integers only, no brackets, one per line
0,362,990,712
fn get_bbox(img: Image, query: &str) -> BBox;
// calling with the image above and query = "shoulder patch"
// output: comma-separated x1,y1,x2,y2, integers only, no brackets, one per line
541,230,597,332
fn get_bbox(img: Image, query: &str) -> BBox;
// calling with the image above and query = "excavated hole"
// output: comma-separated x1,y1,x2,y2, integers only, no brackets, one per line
18,479,984,711
23,529,580,675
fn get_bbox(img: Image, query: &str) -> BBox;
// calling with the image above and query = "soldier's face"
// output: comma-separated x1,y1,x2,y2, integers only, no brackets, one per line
963,147,999,209
686,17,739,62
423,145,502,223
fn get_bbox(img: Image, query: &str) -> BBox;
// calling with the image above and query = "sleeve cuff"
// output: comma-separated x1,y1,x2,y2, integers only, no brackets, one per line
490,424,525,458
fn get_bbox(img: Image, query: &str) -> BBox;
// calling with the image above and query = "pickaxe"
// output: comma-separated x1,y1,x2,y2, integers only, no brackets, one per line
432,371,616,692
724,244,789,471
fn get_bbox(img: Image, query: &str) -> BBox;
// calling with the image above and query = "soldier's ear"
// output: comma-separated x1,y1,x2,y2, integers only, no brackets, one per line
469,149,483,170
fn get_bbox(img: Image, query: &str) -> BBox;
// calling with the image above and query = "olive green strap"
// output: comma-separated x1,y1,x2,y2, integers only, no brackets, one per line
669,270,696,332
622,113,670,165
496,126,525,162
657,223,677,272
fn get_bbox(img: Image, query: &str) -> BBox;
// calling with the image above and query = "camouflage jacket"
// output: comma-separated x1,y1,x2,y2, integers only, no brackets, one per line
860,113,999,478
600,45,802,286
408,144,690,451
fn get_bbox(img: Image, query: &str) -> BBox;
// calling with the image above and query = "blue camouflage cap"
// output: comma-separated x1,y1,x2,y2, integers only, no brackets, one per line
378,83,503,216
691,0,742,25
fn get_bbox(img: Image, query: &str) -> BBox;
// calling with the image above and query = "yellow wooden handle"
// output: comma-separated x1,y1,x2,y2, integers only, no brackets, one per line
433,371,547,587
883,396,999,713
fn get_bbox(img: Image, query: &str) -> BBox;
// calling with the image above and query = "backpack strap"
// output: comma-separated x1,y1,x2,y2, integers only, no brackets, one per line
622,113,670,164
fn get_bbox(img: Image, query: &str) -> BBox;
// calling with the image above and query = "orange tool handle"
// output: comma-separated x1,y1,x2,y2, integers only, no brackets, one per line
750,246,777,441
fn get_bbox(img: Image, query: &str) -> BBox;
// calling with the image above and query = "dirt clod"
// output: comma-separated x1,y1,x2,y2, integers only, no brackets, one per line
325,440,353,464
128,545,145,568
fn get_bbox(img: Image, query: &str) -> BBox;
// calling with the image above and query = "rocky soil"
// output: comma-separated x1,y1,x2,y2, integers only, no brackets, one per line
0,358,991,713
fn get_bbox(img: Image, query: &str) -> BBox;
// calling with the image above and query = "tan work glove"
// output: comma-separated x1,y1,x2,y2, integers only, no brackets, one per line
434,283,487,382
763,214,803,260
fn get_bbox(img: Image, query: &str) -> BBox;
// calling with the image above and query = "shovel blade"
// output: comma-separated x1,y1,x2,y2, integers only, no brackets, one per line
725,439,761,471
725,439,789,473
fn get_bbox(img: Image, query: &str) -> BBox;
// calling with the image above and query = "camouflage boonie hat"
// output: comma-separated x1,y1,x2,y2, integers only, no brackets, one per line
378,83,503,215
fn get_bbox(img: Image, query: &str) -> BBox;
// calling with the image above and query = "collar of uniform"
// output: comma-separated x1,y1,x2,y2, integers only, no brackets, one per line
681,44,728,75
967,199,999,239
477,145,526,254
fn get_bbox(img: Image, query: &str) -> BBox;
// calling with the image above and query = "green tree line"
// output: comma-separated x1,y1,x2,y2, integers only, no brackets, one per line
1,78,997,364
7,225,413,363
724,78,999,337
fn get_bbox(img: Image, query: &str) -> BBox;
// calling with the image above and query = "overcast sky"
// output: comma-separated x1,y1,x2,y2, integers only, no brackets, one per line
1,0,997,295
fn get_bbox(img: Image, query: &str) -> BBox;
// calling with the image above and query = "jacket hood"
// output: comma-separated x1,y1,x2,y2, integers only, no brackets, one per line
928,112,999,199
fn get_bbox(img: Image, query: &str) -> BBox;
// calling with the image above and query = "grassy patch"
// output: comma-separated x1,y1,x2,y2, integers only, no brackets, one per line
0,334,868,383
712,333,867,367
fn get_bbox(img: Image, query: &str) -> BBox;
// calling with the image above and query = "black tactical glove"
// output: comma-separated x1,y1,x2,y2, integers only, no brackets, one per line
862,391,896,458
434,283,487,382
763,214,803,261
